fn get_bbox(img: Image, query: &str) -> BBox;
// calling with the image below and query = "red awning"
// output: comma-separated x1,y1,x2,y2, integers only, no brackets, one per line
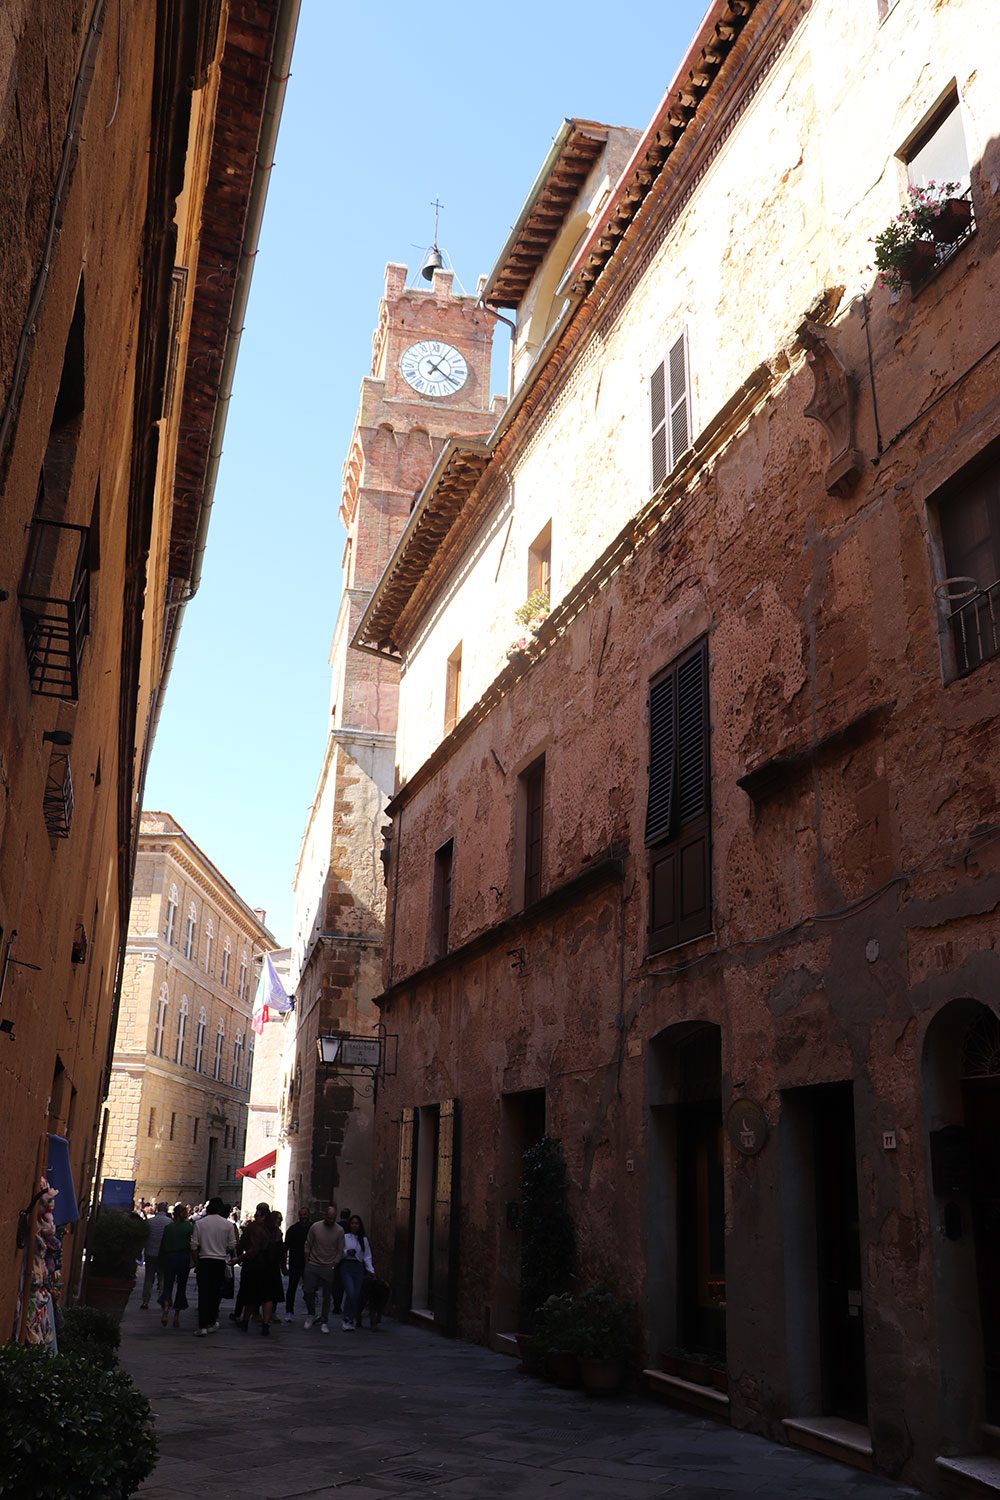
235,1150,277,1179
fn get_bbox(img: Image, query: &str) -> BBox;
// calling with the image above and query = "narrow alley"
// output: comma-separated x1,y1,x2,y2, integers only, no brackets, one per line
120,1300,929,1500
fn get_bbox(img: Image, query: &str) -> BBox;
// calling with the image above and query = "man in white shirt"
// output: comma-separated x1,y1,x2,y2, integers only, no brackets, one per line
191,1197,237,1336
139,1202,172,1309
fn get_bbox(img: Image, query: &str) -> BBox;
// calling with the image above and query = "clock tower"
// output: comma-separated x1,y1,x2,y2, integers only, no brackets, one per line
285,262,498,1220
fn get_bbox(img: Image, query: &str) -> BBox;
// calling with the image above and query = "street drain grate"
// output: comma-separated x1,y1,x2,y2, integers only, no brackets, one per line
387,1467,444,1486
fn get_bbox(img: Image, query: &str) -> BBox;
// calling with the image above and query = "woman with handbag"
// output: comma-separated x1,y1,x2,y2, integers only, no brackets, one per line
236,1203,284,1337
340,1214,374,1331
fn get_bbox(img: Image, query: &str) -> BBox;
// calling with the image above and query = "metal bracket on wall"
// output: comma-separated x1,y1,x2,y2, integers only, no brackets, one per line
0,929,42,1040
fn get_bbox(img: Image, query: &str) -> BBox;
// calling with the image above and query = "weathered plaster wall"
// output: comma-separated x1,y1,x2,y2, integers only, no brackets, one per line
394,0,998,785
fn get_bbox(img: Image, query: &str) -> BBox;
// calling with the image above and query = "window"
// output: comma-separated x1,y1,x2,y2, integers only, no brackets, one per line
432,839,454,959
528,521,552,599
174,995,189,1065
193,1116,199,1144
221,936,231,989
169,1112,176,1141
223,1125,230,1149
164,884,178,945
194,1006,207,1072
148,1108,155,1138
650,330,691,491
444,644,462,735
152,984,168,1056
238,950,249,1003
521,757,545,906
936,456,1000,676
204,917,214,974
183,902,197,961
906,94,970,195
645,638,711,953
232,1031,244,1087
214,1020,225,1081
248,1031,255,1081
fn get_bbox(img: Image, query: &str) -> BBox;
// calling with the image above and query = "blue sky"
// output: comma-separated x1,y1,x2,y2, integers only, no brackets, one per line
143,0,709,943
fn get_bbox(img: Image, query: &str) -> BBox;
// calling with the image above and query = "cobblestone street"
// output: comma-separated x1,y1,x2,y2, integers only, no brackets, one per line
120,1296,930,1500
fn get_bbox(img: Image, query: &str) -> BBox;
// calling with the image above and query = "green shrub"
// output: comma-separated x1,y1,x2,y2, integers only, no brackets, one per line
59,1305,121,1367
87,1210,148,1278
568,1288,634,1361
520,1136,576,1325
528,1291,577,1358
0,1342,157,1498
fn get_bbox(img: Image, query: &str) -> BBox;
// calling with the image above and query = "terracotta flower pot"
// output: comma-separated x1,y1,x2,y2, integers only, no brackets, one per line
710,1366,729,1394
579,1355,625,1394
83,1275,135,1319
930,198,972,244
545,1349,580,1387
898,238,938,287
660,1352,683,1376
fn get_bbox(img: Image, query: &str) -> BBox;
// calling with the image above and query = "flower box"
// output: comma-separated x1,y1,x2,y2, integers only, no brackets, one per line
929,197,972,244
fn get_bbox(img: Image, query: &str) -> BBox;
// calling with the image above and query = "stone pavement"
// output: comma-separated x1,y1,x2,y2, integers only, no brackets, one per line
119,1297,930,1500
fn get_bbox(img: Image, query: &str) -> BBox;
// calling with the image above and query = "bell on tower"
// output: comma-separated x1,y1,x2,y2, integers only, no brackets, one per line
420,196,446,282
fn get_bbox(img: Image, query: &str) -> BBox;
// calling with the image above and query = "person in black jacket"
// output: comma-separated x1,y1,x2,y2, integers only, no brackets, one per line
282,1205,312,1323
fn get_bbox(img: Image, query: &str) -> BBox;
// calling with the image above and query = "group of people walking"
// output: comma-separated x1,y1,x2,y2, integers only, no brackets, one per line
138,1198,383,1337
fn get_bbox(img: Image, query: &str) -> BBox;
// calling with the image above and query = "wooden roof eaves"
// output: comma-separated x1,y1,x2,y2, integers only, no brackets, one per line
482,119,610,308
565,0,809,298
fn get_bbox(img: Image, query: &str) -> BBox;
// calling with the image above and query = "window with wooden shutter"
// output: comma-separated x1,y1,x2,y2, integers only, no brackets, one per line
522,757,545,906
432,838,454,958
646,637,711,953
668,330,691,468
650,330,692,494
650,362,667,491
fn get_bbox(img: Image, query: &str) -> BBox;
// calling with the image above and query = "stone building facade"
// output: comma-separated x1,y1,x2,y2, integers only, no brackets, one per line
239,948,292,1217
285,263,499,1221
0,1,298,1333
103,814,274,1205
356,1,1000,1493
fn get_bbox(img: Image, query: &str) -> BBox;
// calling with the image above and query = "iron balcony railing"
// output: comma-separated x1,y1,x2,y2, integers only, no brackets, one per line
42,750,74,839
18,518,90,699
943,576,1000,678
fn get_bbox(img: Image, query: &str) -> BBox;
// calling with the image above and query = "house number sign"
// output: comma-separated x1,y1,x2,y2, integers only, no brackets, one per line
727,1098,769,1157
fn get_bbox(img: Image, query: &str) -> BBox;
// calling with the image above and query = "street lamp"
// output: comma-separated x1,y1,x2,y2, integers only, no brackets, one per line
316,1036,341,1066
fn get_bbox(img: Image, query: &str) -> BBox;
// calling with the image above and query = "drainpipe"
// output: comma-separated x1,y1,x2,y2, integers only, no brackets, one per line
150,0,302,743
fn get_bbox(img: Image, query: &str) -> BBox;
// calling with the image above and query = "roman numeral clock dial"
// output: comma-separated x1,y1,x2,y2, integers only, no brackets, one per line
399,340,468,398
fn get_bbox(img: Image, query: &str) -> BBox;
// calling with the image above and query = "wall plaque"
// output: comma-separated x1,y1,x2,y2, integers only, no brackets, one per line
727,1098,769,1157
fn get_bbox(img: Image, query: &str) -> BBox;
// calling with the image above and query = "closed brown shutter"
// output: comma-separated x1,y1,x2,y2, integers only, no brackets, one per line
650,361,667,491
431,1097,460,1333
392,1107,416,1310
644,672,676,846
647,638,711,952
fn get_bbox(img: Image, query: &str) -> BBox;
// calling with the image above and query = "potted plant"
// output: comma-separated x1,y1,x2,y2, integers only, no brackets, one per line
84,1210,149,1318
871,181,966,293
534,1292,580,1387
519,1136,576,1331
572,1289,633,1394
0,1341,157,1496
506,589,550,662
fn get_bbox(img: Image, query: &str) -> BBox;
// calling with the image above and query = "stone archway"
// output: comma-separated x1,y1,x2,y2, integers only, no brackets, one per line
923,998,1000,1449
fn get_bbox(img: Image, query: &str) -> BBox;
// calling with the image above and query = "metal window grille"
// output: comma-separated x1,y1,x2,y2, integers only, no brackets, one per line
18,519,90,699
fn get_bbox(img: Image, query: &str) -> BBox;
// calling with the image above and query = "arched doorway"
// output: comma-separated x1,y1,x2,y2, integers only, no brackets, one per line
924,999,1000,1448
647,1022,726,1364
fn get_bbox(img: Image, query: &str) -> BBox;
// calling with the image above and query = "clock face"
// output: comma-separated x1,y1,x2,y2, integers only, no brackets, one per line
399,340,468,398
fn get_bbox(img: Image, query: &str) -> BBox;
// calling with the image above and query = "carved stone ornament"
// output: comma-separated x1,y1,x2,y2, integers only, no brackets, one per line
727,1098,769,1157
797,316,865,498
